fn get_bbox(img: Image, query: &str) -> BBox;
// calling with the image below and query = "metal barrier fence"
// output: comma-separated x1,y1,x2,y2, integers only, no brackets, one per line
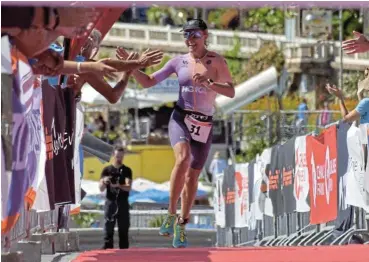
216,113,369,247
77,204,215,230
217,198,367,247
230,110,342,148
2,207,61,252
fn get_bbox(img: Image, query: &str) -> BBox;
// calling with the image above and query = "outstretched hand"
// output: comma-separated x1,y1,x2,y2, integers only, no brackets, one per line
116,47,163,67
128,52,140,61
138,49,164,67
116,47,130,60
342,31,369,55
125,52,139,75
325,83,344,99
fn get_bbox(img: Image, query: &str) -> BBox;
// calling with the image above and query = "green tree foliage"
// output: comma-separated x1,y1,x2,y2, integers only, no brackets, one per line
236,114,269,163
244,42,285,79
207,8,229,29
223,36,244,84
203,7,363,40
146,6,194,25
71,213,99,228
332,9,363,40
244,7,285,34
146,6,164,25
342,71,366,98
148,215,166,227
226,41,285,163
224,39,285,86
207,7,285,33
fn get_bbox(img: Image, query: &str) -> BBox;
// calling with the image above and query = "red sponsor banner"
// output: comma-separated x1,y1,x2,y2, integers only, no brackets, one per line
306,125,338,224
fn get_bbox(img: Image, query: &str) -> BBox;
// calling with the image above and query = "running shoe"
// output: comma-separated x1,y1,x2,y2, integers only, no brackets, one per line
159,213,176,236
172,222,188,248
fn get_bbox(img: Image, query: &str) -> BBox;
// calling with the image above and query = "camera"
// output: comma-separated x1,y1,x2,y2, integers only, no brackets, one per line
109,172,120,185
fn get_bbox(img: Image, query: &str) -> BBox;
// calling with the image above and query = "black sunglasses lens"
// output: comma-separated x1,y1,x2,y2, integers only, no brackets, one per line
184,32,191,39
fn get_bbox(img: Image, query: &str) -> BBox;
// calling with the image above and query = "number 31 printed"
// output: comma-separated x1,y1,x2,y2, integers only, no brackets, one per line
189,125,201,136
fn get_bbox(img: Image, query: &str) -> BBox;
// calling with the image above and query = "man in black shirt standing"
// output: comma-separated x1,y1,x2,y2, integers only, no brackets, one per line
99,146,132,249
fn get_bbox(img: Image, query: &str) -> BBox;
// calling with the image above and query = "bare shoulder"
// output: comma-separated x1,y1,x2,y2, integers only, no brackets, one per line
206,51,223,60
206,51,227,65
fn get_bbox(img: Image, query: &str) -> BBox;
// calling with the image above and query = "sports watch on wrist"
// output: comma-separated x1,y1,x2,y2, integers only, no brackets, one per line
207,78,214,86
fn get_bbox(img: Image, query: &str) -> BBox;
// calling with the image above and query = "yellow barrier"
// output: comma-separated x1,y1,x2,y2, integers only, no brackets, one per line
83,145,175,183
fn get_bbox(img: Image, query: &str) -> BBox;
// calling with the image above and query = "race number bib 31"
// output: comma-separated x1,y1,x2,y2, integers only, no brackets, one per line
184,115,212,143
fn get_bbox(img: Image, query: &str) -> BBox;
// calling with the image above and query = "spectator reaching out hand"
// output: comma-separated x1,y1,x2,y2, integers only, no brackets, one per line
342,31,369,55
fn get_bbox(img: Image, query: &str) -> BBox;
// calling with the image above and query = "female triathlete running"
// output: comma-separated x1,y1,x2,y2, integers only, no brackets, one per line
116,18,235,248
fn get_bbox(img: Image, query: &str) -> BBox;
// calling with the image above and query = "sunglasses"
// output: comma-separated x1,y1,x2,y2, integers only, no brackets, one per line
183,31,203,40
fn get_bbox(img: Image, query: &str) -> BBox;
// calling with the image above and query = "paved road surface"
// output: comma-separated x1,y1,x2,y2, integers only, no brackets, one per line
41,228,216,261
73,245,369,262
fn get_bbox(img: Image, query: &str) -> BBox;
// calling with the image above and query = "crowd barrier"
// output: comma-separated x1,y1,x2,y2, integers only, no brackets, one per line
214,121,369,247
2,207,60,251
77,208,215,229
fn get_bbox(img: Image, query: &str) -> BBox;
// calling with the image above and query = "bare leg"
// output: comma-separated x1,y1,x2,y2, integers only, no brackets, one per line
180,167,202,220
168,142,191,215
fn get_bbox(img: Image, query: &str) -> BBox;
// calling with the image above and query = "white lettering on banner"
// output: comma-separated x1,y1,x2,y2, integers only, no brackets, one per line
296,151,307,167
294,152,308,201
311,147,336,207
51,118,74,156
51,118,63,156
348,157,366,200
181,85,207,94
184,115,212,143
64,130,74,150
